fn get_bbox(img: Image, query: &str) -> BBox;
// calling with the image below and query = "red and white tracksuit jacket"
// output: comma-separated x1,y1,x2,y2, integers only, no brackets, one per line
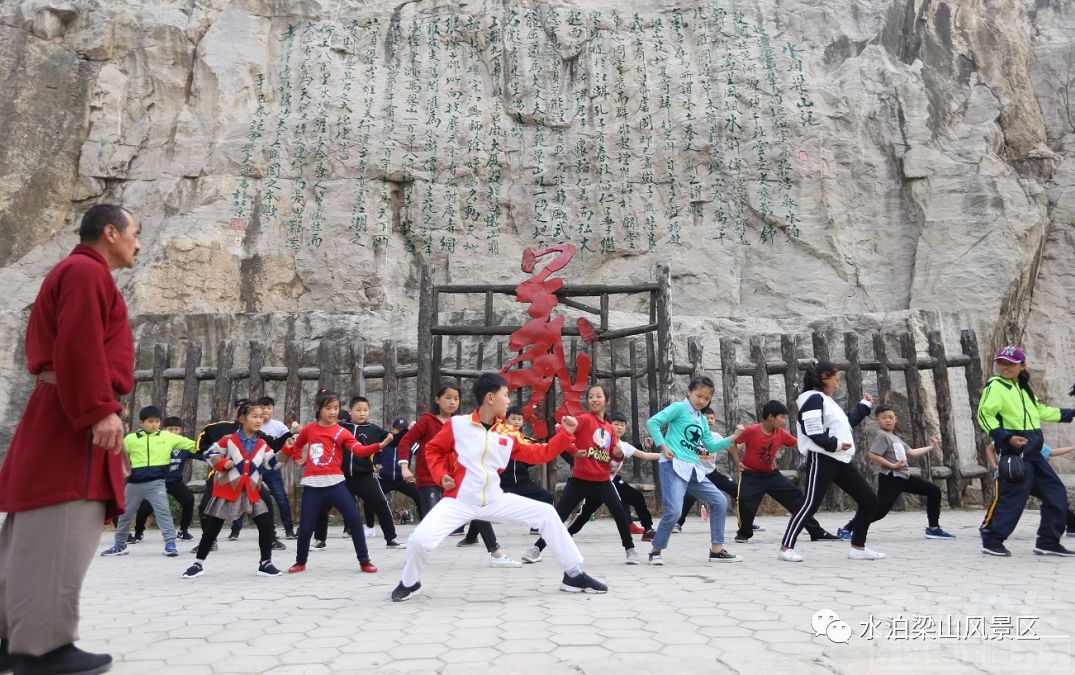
425,411,574,506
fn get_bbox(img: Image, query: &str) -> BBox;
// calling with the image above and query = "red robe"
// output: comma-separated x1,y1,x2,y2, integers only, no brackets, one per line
0,245,134,518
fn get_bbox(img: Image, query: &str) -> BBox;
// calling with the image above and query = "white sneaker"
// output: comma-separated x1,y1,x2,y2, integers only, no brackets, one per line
848,547,886,560
489,553,522,568
625,549,640,565
363,526,376,538
521,546,543,563
778,549,803,562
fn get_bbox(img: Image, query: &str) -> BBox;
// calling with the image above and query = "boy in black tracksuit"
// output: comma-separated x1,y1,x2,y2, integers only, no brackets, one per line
374,420,424,521
500,407,555,535
312,397,405,548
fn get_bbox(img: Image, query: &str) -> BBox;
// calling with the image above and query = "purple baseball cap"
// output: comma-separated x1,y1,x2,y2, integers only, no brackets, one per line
994,345,1026,363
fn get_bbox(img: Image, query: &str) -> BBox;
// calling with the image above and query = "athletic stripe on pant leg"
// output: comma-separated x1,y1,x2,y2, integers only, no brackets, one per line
782,453,820,549
735,476,744,529
980,478,1000,530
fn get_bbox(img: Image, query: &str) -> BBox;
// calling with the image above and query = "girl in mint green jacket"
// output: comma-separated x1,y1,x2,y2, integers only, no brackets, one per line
645,376,743,565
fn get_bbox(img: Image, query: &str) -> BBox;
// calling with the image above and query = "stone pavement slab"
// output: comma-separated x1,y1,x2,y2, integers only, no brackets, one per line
55,510,1075,673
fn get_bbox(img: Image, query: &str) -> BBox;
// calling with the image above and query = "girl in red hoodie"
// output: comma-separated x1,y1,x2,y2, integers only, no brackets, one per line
522,385,639,564
399,384,520,567
284,391,392,574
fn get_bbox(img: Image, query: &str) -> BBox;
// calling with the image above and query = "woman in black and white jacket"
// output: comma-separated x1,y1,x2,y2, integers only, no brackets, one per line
779,360,881,562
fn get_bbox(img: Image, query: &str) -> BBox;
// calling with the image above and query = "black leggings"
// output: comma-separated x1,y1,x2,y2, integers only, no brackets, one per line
136,480,194,534
536,477,634,551
503,479,554,505
782,452,878,549
845,473,942,531
379,478,424,519
296,481,369,565
196,511,274,562
736,470,827,541
313,474,398,542
199,478,275,535
571,476,653,531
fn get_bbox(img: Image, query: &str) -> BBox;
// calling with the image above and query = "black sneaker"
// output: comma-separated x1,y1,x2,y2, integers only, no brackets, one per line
312,540,326,551
14,643,111,675
708,549,742,563
752,524,765,532
733,535,750,544
1033,544,1075,557
126,533,139,544
391,580,422,602
178,530,194,541
456,538,480,547
811,532,843,542
258,561,283,577
560,572,608,594
182,562,205,578
285,529,297,540
272,538,287,551
386,538,407,549
982,543,1011,557
227,531,240,541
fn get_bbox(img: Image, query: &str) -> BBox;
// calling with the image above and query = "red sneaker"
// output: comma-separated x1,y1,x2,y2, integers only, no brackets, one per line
360,560,378,573
628,523,645,535
287,563,306,574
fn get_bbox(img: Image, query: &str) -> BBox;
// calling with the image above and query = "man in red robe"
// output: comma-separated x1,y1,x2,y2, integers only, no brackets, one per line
0,203,140,674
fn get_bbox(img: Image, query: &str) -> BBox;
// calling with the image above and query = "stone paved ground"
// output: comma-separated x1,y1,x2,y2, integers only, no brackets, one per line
65,509,1075,674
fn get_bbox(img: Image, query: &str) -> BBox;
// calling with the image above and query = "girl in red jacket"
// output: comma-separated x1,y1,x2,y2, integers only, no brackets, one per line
183,402,281,578
522,385,639,564
284,391,392,574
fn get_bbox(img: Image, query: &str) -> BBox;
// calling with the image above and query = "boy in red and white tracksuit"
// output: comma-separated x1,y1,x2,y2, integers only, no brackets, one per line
392,373,608,601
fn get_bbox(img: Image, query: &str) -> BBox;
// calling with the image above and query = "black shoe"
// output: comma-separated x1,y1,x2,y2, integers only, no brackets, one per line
456,538,480,547
981,543,1011,557
272,538,286,551
285,529,297,540
126,533,139,544
391,581,422,602
560,571,608,594
1033,544,1075,557
13,643,111,675
312,540,326,551
752,524,765,532
182,562,205,578
708,549,742,563
178,530,194,541
227,531,240,541
811,532,842,542
733,535,750,544
258,561,283,577
1,639,20,673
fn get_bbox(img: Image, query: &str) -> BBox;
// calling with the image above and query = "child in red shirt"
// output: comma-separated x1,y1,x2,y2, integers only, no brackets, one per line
522,385,639,565
283,391,392,574
728,401,841,544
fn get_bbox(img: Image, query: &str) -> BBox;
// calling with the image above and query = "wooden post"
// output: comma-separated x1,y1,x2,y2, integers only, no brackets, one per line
873,334,892,405
284,340,302,426
811,331,830,362
899,333,927,448
211,340,234,422
780,334,800,470
317,341,336,394
687,336,704,379
609,339,618,410
351,339,367,398
655,261,674,406
454,341,463,389
151,344,170,413
416,263,434,416
719,337,740,430
383,338,398,422
180,342,202,435
928,331,963,507
749,336,768,420
844,332,871,486
629,339,643,482
249,341,265,400
646,332,659,412
960,329,992,503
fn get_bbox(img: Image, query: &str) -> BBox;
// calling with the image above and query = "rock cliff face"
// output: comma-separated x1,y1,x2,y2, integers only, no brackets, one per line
1,1,1073,457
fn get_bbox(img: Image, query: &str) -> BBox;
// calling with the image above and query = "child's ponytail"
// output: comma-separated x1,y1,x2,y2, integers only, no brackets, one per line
1017,370,1037,402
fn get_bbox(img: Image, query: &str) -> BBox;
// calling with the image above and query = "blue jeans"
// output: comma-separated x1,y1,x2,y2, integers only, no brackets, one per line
652,461,727,550
261,470,294,531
